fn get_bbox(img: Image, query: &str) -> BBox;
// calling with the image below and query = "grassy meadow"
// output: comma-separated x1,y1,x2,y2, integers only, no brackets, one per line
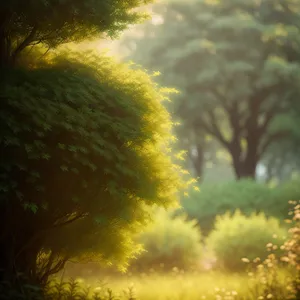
50,266,294,300
45,200,298,300
60,271,248,300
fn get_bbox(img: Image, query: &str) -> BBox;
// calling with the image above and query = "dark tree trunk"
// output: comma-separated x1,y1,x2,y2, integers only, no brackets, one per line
232,153,257,179
0,32,10,68
239,161,256,179
190,144,204,181
0,231,48,300
0,234,41,284
0,200,44,294
230,143,257,180
232,161,256,179
0,24,38,68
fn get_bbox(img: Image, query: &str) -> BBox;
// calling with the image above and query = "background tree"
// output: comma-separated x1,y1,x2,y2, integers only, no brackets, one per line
120,0,300,179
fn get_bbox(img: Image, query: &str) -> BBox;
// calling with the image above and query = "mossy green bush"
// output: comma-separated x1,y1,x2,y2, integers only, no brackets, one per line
130,207,203,271
206,210,288,271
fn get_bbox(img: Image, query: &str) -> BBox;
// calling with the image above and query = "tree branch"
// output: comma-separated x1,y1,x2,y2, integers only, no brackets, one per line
258,104,284,136
15,212,87,260
38,251,70,284
11,25,38,62
257,87,292,138
244,83,283,130
259,130,290,157
205,65,243,145
196,110,230,148
53,212,88,229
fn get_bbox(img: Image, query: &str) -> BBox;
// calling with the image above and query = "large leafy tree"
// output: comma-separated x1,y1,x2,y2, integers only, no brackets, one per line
121,0,300,179
0,0,189,290
0,0,153,66
0,49,185,287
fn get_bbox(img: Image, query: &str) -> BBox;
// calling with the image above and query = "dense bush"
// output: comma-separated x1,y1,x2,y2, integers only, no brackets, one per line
0,49,187,288
206,210,288,271
179,179,299,235
130,207,203,271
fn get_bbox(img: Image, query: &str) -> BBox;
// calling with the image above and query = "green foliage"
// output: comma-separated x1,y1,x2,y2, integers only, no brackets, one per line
129,207,203,271
0,48,187,282
206,210,288,271
120,0,300,179
243,200,300,300
262,126,300,182
179,179,300,235
0,279,44,300
0,276,137,300
0,0,154,65
4,199,299,300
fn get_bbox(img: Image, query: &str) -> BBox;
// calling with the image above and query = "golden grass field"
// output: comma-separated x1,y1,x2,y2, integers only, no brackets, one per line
56,268,291,300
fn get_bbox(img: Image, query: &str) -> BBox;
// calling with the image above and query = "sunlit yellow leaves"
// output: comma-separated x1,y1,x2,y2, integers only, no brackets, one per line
175,150,188,161
193,186,200,192
152,71,161,77
180,169,190,175
186,178,197,186
170,135,177,142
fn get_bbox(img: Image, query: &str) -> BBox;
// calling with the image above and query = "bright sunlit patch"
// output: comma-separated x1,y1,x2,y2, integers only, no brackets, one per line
152,15,164,25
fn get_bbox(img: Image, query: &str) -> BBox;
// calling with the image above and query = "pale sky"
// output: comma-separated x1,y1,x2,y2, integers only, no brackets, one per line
72,4,162,60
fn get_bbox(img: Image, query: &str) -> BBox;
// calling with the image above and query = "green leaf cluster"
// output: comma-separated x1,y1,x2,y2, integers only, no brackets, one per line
0,0,154,65
179,179,300,235
0,48,186,274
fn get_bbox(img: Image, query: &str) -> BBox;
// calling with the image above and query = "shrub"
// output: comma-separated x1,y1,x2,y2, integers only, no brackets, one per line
244,200,300,300
179,179,299,235
130,207,203,271
206,210,288,271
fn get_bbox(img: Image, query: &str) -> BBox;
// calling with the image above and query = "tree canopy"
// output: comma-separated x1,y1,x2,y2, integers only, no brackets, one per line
0,46,187,286
121,0,300,179
0,0,153,66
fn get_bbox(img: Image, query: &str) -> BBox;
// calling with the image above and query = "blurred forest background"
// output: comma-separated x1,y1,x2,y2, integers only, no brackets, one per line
119,0,300,184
